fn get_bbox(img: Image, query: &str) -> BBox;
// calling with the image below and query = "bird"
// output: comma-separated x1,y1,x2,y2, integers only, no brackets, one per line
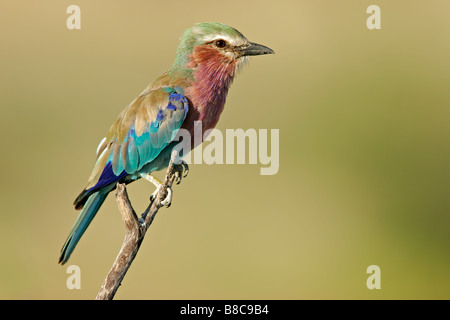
59,22,274,265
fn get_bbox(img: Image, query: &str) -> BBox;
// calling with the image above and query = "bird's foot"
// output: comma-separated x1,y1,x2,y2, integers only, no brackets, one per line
173,160,189,185
143,174,173,208
150,185,173,208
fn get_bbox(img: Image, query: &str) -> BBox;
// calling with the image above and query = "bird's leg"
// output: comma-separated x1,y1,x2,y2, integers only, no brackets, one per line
173,160,189,185
142,174,172,207
140,161,188,207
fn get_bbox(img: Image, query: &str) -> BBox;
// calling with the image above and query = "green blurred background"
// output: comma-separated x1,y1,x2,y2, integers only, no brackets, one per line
0,0,449,299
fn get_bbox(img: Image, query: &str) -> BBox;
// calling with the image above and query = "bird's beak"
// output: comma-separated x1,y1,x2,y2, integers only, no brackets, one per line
236,42,275,57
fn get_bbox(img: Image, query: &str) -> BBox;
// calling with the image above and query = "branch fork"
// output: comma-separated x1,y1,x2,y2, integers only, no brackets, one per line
95,152,181,300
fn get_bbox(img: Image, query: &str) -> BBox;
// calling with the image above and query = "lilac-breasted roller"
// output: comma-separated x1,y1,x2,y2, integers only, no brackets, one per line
59,22,274,264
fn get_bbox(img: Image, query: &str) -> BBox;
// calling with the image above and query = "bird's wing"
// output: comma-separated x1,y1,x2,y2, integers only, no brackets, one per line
74,87,188,208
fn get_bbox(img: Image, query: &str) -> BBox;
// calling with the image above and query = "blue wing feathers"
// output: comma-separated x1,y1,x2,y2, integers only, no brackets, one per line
127,136,140,172
87,161,128,193
90,88,188,192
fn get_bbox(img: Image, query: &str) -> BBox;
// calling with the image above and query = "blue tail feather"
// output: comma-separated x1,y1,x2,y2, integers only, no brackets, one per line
59,191,109,264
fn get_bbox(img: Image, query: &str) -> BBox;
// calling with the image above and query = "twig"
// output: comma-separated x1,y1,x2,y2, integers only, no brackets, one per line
95,152,178,300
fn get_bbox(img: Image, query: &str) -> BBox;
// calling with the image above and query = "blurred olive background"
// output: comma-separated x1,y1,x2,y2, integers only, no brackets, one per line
0,0,449,299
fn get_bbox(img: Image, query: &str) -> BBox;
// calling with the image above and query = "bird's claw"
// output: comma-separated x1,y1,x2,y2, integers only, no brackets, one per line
173,160,189,185
160,186,173,207
144,160,187,208
150,185,173,208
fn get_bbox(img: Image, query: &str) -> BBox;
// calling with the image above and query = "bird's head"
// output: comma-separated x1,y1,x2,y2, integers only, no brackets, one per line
171,22,274,76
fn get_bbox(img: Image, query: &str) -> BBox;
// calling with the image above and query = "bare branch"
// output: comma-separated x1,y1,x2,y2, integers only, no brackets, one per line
95,152,179,300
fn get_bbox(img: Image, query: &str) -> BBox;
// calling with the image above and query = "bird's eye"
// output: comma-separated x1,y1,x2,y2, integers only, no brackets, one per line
214,39,227,48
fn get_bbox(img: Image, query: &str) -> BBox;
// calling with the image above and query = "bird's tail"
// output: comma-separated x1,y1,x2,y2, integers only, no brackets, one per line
59,191,108,264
